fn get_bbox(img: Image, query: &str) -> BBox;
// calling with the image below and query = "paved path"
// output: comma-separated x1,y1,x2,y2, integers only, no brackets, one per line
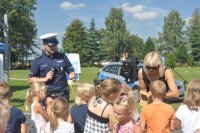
24,113,182,133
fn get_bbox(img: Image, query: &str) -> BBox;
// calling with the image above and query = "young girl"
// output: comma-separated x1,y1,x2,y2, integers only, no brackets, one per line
0,82,26,133
25,82,49,133
45,97,74,133
121,84,140,121
68,83,95,133
84,78,122,133
112,92,141,133
172,79,200,133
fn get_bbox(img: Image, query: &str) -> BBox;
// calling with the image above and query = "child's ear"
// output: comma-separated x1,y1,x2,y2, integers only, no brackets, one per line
8,92,13,98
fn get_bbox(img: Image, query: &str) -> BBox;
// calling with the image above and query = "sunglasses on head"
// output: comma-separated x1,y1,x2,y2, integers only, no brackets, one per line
145,66,159,70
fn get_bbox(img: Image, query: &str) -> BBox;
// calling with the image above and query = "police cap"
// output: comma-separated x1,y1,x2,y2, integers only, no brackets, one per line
39,33,59,46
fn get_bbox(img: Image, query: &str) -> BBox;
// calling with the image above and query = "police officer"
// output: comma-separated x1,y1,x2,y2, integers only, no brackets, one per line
28,33,75,115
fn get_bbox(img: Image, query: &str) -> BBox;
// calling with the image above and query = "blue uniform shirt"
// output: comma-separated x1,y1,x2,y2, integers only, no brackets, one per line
29,52,74,93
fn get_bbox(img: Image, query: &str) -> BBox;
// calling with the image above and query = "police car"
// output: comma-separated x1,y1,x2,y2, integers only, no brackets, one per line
97,62,185,102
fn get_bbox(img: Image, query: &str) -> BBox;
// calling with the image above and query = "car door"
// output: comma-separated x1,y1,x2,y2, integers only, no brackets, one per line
98,64,125,83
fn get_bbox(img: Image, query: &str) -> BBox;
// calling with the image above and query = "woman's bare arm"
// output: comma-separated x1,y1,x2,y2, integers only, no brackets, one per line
165,69,179,98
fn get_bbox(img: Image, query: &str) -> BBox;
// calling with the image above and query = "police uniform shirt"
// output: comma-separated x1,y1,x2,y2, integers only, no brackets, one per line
29,52,74,93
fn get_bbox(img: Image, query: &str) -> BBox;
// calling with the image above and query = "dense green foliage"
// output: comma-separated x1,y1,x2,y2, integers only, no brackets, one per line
144,37,155,55
161,10,185,53
187,8,200,62
0,0,37,67
62,19,88,64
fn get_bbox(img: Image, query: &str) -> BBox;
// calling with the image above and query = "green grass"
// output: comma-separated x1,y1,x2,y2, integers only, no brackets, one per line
9,67,200,111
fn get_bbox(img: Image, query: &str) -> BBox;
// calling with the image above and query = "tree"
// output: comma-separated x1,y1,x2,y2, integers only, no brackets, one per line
62,19,88,64
144,37,155,55
187,8,200,62
161,10,185,53
0,0,37,68
175,44,188,64
104,8,128,61
187,53,194,66
85,18,101,66
128,34,144,59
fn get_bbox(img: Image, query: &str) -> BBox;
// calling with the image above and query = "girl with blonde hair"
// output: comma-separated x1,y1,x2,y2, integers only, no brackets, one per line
172,79,200,133
25,82,49,133
112,92,142,133
84,78,122,133
68,83,95,133
45,97,74,133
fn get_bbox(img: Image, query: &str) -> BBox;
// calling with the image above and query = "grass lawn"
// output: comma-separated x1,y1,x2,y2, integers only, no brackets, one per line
9,67,200,111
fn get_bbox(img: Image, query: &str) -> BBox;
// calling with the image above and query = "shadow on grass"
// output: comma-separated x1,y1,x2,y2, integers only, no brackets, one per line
11,97,26,107
10,85,30,92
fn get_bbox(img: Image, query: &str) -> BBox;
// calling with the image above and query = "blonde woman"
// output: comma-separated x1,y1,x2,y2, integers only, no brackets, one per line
138,51,179,103
68,83,95,133
45,97,74,133
25,82,49,133
172,79,200,133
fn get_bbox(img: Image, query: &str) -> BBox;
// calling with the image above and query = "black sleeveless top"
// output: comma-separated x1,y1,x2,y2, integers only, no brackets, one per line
142,67,170,92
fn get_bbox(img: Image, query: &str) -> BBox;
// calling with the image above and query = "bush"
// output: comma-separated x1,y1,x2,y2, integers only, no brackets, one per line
187,54,194,66
165,53,176,68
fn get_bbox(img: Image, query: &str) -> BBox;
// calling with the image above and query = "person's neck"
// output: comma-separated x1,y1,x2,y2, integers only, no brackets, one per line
119,118,132,127
1,99,12,108
152,97,163,104
45,51,53,58
57,118,66,122
32,96,40,103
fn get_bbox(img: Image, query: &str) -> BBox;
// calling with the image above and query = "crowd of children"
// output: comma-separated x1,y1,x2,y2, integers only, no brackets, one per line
1,78,200,133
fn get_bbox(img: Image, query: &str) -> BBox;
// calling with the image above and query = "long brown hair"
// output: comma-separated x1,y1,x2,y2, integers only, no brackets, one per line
183,79,200,111
50,97,69,131
96,78,122,101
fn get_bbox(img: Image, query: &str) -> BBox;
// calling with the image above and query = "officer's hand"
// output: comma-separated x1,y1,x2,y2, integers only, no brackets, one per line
46,71,54,81
69,72,76,80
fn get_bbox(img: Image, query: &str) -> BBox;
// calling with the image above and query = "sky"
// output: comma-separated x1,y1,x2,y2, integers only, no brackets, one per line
35,0,200,48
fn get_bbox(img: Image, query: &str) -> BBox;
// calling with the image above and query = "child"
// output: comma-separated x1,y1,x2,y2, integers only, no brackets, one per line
121,84,140,121
0,101,9,133
112,92,142,133
84,78,122,133
25,82,49,133
172,79,200,133
0,82,26,133
68,83,95,133
140,80,175,133
45,97,74,133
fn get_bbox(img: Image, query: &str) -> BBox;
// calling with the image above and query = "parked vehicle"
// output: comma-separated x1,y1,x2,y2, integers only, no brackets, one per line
97,62,185,102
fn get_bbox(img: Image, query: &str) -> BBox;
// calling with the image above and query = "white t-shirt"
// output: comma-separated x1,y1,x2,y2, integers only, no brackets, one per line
45,121,74,133
176,104,200,133
30,102,47,133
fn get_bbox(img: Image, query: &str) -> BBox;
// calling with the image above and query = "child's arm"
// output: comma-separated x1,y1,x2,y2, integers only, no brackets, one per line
21,123,27,133
140,109,147,132
135,124,142,133
34,103,49,122
67,113,73,123
170,115,181,130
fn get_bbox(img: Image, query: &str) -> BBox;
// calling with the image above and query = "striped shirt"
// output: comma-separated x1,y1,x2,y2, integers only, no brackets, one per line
45,122,74,133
